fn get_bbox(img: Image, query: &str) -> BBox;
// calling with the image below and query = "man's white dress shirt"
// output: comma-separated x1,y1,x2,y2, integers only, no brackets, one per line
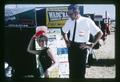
62,16,102,43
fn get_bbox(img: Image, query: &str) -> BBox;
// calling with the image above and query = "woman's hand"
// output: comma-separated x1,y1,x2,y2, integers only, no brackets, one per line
32,30,46,40
32,34,36,40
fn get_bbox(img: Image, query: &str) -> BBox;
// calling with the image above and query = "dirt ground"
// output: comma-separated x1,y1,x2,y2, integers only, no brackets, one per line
85,31,115,78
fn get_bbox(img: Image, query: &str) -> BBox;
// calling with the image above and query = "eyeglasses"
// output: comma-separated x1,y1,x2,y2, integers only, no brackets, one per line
67,12,74,16
67,11,78,16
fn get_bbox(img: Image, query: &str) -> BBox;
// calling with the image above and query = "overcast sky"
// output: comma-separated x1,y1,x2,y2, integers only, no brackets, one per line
84,4,115,19
5,4,115,20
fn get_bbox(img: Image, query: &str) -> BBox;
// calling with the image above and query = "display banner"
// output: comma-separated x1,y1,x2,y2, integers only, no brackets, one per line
46,7,69,27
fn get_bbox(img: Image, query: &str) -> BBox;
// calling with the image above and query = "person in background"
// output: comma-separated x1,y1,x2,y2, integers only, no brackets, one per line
101,20,110,44
27,26,58,78
62,4,103,79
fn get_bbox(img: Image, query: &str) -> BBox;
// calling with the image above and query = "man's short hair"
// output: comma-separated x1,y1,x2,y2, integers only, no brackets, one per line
68,4,79,11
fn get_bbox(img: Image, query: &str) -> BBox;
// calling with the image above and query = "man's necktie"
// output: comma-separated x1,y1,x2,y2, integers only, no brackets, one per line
72,20,77,42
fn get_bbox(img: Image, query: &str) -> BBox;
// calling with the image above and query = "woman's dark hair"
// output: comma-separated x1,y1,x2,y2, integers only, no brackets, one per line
37,35,48,42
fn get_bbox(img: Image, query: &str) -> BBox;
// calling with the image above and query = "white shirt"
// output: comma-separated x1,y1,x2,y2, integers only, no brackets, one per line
62,16,102,43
